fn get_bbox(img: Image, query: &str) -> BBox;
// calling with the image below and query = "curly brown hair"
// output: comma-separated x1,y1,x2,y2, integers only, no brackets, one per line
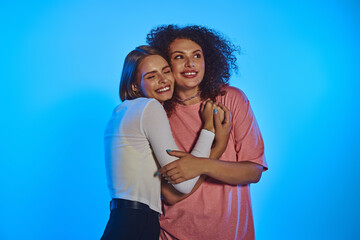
146,25,240,113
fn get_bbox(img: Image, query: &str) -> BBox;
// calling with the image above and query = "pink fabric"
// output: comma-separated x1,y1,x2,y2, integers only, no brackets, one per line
159,86,267,240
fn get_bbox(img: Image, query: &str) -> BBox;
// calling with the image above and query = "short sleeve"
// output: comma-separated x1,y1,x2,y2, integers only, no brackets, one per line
227,88,268,170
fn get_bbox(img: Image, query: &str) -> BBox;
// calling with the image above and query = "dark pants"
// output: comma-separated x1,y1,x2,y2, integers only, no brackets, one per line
101,200,160,240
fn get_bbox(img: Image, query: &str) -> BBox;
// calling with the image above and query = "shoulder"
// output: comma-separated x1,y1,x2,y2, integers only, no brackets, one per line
132,97,154,106
223,86,248,99
141,99,169,134
219,86,249,105
142,98,167,120
112,98,157,120
120,98,165,118
144,98,164,111
121,97,155,110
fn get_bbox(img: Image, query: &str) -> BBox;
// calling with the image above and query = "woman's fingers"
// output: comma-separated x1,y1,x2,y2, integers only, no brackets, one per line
168,177,186,184
200,100,216,133
165,168,180,179
160,167,184,184
217,102,231,126
166,150,188,157
205,100,214,110
214,110,223,130
214,105,225,123
201,99,213,112
158,161,177,175
200,100,206,112
201,99,215,111
166,173,182,182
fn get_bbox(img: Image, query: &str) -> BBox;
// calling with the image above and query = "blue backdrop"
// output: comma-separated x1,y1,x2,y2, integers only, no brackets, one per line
1,0,359,239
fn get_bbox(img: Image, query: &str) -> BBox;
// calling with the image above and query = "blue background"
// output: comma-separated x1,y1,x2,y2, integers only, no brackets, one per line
1,0,359,239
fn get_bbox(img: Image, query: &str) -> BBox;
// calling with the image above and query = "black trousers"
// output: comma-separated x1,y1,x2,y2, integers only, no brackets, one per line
101,201,160,240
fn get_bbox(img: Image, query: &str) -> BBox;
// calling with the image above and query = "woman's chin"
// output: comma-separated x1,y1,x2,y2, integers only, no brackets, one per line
154,94,173,102
176,79,202,90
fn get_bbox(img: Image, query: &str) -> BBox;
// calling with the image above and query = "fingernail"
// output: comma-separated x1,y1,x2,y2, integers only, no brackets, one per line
156,172,160,176
168,181,171,184
166,149,172,152
214,109,218,114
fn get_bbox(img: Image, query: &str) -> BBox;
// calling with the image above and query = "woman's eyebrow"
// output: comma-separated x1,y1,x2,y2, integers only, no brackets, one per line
143,66,170,77
143,70,157,77
170,50,184,55
170,49,202,55
162,65,170,71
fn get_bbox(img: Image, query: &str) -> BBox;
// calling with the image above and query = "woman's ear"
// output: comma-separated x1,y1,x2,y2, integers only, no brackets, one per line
132,83,139,93
132,83,142,97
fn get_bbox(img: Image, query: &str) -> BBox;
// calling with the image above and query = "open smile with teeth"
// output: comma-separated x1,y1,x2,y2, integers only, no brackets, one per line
183,71,197,75
155,85,171,93
182,71,198,78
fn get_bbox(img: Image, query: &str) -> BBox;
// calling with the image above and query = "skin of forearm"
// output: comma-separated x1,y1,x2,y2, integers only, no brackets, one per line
201,159,263,185
161,180,184,205
209,141,227,159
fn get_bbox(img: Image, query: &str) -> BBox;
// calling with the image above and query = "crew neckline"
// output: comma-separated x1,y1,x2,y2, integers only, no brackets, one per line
175,100,203,110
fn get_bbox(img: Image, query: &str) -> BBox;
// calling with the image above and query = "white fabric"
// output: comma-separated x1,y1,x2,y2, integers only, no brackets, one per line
104,98,214,213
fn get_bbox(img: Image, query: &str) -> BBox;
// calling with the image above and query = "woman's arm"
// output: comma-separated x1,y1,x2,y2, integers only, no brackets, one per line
159,101,226,204
142,99,214,194
159,91,266,186
159,152,263,185
160,103,233,204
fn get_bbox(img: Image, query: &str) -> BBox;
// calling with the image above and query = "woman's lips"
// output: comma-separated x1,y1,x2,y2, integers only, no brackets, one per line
181,70,198,78
155,85,171,93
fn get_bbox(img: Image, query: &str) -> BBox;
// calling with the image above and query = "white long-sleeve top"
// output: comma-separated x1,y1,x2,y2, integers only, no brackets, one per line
104,98,214,213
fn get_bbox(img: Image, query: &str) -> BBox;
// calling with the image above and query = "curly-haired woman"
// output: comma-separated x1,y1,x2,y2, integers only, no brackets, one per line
147,25,268,240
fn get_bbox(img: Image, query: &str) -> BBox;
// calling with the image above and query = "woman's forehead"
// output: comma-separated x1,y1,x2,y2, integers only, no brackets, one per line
169,39,202,54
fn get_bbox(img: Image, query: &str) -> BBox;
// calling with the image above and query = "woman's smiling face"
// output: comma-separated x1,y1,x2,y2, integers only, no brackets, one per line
168,38,205,92
136,55,174,103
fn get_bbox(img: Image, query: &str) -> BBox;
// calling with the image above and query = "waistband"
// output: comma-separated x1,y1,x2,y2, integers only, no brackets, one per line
110,198,152,212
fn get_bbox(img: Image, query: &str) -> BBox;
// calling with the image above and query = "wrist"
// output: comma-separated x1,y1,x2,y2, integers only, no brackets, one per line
203,123,215,133
201,158,213,176
210,147,223,159
213,140,227,151
193,157,209,176
214,139,227,147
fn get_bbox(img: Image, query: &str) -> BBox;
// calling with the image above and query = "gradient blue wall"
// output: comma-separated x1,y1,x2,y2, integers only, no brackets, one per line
1,0,359,239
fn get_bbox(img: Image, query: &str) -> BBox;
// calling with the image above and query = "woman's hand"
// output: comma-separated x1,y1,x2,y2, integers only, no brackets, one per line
214,104,225,124
158,150,206,184
214,102,232,141
210,102,232,159
200,100,215,133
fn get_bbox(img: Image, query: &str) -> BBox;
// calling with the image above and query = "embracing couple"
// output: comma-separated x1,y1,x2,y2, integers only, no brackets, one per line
101,25,268,240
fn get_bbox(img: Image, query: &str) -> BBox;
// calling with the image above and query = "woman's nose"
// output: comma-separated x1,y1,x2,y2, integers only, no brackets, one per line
159,74,168,83
185,58,195,68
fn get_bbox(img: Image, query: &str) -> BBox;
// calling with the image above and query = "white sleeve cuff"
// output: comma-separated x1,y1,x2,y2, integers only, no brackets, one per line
191,129,215,158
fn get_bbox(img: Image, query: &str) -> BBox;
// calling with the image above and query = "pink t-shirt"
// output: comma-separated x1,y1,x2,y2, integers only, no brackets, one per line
159,86,267,240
